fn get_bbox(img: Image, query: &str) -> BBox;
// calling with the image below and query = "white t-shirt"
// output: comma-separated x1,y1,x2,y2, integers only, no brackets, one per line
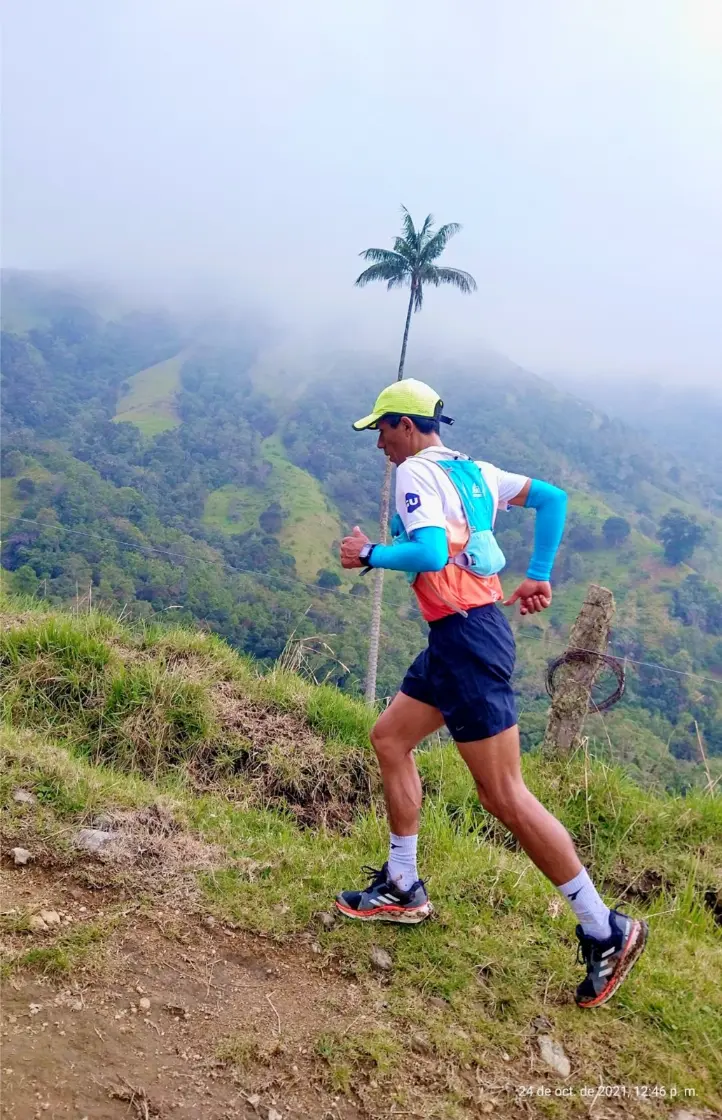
395,446,528,536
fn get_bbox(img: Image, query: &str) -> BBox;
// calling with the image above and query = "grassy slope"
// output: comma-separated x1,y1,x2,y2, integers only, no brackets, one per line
203,433,341,581
113,352,185,436
1,595,720,1112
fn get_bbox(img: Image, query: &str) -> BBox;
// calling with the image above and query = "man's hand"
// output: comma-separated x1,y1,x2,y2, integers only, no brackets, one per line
504,578,552,615
341,526,371,569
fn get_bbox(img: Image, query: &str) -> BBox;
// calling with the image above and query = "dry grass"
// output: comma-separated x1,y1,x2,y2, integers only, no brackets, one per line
0,609,377,824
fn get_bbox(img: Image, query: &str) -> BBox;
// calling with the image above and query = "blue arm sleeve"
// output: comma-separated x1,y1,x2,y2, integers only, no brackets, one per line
368,526,448,573
524,479,567,581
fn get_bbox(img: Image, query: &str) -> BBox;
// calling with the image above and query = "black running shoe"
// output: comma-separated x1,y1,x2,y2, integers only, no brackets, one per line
335,863,433,924
575,909,649,1008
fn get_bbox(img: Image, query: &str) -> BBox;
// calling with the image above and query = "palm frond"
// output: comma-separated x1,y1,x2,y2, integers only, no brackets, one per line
418,214,435,243
392,237,416,263
420,265,477,294
400,206,420,253
420,222,462,262
358,247,409,267
355,260,410,288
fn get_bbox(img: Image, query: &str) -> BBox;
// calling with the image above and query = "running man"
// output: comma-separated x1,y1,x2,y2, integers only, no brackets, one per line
337,378,647,1009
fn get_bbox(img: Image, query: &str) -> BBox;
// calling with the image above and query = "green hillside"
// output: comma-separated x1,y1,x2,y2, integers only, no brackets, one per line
1,597,720,1115
202,434,341,580
113,351,185,436
3,277,722,792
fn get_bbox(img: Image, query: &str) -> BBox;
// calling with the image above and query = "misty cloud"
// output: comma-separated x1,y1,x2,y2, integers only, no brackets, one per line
3,0,722,383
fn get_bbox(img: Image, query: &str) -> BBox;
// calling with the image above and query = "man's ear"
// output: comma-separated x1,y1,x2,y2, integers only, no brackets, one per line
401,416,415,435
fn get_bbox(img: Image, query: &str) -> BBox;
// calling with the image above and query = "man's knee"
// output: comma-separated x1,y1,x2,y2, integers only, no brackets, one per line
370,718,412,766
476,778,529,826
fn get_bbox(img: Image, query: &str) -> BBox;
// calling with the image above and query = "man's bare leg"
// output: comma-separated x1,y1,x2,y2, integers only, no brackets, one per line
370,691,444,836
334,692,442,921
455,723,648,1007
454,724,581,883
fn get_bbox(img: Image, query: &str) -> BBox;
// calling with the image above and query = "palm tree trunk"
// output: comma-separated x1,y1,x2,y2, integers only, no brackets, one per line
397,285,415,380
364,461,391,703
364,284,417,704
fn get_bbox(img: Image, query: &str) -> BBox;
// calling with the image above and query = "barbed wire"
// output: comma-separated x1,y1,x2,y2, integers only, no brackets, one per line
545,649,626,712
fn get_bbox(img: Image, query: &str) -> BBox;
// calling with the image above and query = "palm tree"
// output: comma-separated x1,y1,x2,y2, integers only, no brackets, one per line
355,208,477,702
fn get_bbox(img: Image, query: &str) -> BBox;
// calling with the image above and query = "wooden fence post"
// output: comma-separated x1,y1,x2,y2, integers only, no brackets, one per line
542,583,616,756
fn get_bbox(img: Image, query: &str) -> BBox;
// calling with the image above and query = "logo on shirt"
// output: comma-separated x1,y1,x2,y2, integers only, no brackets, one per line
405,492,421,513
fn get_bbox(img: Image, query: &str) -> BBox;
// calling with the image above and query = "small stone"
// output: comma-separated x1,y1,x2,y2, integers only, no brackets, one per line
247,1093,261,1107
203,915,216,928
531,1014,553,1033
670,1113,700,1120
370,946,392,972
135,983,145,994
428,996,447,1010
10,848,32,866
39,910,61,928
139,997,151,1012
315,911,335,931
310,942,322,954
267,1110,282,1120
29,915,49,933
28,1004,42,1015
12,789,35,805
75,828,115,854
538,1035,571,1077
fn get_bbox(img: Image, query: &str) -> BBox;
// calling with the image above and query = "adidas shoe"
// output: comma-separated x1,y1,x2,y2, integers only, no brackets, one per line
575,909,649,1008
335,863,433,925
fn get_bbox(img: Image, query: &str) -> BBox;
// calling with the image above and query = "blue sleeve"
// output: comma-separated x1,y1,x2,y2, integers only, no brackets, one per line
368,526,448,573
524,479,567,581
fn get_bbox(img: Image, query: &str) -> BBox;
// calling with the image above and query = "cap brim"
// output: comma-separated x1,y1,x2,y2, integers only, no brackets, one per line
352,412,382,432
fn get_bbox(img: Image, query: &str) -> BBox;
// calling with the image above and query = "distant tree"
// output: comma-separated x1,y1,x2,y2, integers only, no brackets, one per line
259,502,284,534
12,564,39,595
670,574,722,635
15,477,36,499
355,207,477,701
567,514,598,552
657,509,706,565
317,568,342,589
350,581,370,597
1,449,25,477
602,516,631,547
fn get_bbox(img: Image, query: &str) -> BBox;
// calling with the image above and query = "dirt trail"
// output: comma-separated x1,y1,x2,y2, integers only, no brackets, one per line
1,869,364,1120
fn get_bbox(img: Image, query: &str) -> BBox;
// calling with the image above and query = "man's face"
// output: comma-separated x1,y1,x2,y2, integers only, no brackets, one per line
376,417,415,465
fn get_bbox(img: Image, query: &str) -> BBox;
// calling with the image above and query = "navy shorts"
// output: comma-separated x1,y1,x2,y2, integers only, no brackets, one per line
400,603,517,743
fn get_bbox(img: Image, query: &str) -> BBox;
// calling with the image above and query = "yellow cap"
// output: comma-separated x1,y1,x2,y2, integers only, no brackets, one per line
352,378,454,431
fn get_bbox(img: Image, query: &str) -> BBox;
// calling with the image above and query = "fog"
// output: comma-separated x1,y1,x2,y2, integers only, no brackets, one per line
3,0,722,385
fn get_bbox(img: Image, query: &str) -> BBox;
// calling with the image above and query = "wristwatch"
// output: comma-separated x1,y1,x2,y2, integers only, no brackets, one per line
359,543,376,572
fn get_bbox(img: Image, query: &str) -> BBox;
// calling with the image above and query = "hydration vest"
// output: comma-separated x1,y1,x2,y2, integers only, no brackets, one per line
391,455,507,585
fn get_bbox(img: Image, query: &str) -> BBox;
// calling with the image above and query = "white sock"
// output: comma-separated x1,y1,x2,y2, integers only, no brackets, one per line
557,867,612,941
387,833,418,892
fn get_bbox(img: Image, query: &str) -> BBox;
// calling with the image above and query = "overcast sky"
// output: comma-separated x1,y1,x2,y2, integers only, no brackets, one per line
3,0,722,383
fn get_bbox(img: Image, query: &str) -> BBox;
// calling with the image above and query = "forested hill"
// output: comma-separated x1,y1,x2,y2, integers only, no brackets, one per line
2,270,721,793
